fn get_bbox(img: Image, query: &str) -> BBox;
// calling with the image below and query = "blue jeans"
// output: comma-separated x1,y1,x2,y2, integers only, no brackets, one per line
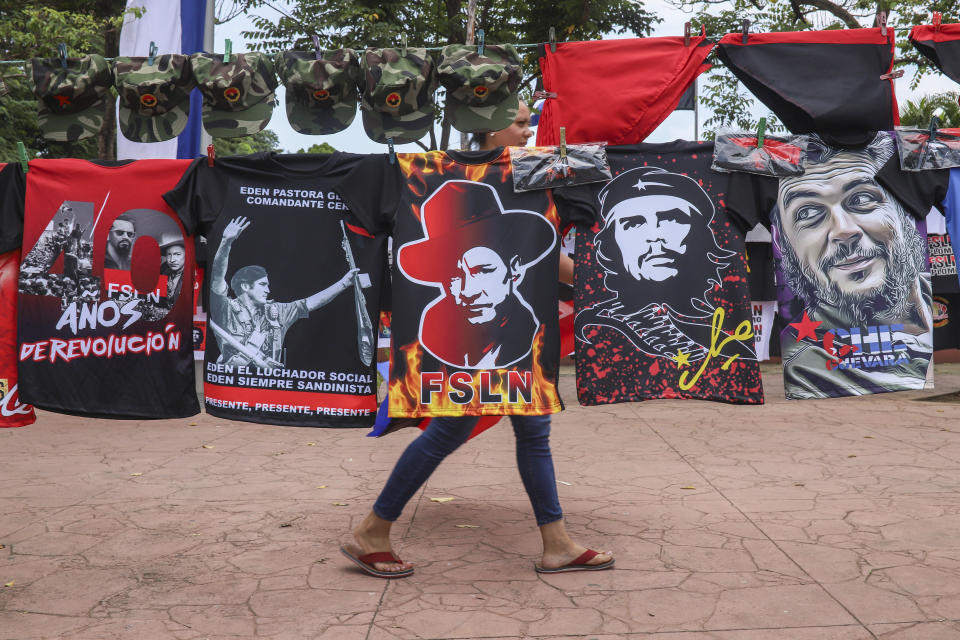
373,415,563,526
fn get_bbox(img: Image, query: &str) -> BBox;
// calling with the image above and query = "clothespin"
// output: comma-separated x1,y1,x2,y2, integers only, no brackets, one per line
684,22,691,47
756,117,766,149
880,69,904,80
400,34,407,57
387,137,396,165
876,12,888,38
549,27,557,53
933,12,942,31
16,142,29,173
311,35,322,60
223,39,232,63
741,19,750,45
57,43,68,68
207,143,215,167
147,41,157,65
477,29,485,56
929,114,940,142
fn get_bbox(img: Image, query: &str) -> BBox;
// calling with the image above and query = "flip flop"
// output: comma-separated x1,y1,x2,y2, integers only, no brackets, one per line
340,546,414,578
535,549,614,574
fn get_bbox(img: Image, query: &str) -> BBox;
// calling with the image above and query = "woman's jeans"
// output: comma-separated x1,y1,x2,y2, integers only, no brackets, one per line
373,414,563,526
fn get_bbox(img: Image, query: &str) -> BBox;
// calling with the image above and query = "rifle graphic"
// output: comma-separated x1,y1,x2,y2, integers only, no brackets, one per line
208,319,285,370
340,221,375,366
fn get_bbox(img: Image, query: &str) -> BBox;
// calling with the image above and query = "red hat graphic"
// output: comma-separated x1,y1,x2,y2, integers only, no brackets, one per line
397,180,555,284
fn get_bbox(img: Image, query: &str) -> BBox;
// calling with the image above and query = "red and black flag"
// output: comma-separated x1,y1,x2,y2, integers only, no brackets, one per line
716,28,898,146
910,21,960,86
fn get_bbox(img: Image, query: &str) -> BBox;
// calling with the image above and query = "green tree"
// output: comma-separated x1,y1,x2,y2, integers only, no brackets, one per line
213,129,283,156
671,1,958,137
898,92,960,128
296,141,337,154
0,1,136,161
232,0,660,149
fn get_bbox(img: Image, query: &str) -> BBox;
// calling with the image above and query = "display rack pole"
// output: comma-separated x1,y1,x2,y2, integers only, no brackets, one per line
460,0,478,150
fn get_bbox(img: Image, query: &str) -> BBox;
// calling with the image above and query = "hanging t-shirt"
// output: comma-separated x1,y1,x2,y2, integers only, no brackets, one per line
751,300,777,361
564,142,763,406
928,233,959,294
164,152,386,427
746,241,777,300
933,294,960,350
0,163,36,427
335,148,594,417
9,159,198,418
728,133,951,399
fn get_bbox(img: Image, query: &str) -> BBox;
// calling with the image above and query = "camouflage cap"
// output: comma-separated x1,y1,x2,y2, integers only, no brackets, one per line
29,54,112,142
360,48,437,144
438,45,521,134
191,52,278,138
276,49,359,135
114,54,195,143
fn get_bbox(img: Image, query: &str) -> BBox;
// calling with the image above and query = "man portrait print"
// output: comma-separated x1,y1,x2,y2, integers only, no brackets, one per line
773,134,932,396
577,166,755,363
209,216,358,369
397,180,555,369
103,213,136,270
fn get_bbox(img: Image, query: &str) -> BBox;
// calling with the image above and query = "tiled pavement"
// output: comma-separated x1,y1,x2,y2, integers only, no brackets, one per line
2,363,960,639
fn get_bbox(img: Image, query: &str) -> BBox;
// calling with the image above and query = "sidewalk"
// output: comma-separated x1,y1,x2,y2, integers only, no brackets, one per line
2,363,960,640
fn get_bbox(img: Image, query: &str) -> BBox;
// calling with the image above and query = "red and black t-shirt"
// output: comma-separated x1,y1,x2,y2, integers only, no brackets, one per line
165,152,387,427
564,142,764,405
9,159,198,418
0,163,36,427
336,148,594,417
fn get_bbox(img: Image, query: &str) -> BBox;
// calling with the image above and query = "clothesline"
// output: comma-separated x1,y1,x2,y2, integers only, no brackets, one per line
0,23,938,67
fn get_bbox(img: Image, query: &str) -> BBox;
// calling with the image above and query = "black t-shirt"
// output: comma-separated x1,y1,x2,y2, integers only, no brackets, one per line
561,141,764,405
13,159,198,418
746,241,777,300
727,133,949,399
165,152,387,427
0,162,26,255
336,148,594,417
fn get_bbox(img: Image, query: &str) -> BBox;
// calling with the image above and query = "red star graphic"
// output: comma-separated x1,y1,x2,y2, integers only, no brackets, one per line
53,95,71,107
789,311,822,342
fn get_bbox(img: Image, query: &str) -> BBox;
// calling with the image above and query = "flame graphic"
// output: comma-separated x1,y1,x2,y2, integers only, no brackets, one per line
388,325,560,417
396,150,560,227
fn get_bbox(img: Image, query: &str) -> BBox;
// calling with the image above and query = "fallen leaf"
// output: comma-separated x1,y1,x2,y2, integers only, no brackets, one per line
201,444,214,449
0,544,5,549
316,485,327,489
279,523,292,528
305,442,316,446
3,581,13,587
847,454,857,458
130,472,143,476
191,533,200,537
680,486,696,490
557,480,572,486
942,428,952,432
189,422,198,426
794,483,805,487
332,502,349,506
863,436,874,439
430,497,455,503
455,524,480,528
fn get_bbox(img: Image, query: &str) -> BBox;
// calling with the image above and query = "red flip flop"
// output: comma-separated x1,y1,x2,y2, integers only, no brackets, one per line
340,546,414,578
535,549,614,574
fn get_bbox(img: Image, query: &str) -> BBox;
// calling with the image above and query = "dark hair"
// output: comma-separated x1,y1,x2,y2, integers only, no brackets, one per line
230,265,268,296
111,213,137,232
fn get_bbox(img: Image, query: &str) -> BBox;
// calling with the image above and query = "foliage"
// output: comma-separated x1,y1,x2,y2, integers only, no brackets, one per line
0,1,136,160
898,92,960,128
233,0,660,149
213,129,283,156
296,141,337,154
671,0,959,136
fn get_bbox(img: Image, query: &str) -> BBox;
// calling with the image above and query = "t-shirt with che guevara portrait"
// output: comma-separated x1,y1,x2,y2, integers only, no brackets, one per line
9,159,198,418
559,142,764,406
727,132,951,399
335,148,595,417
164,152,387,427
